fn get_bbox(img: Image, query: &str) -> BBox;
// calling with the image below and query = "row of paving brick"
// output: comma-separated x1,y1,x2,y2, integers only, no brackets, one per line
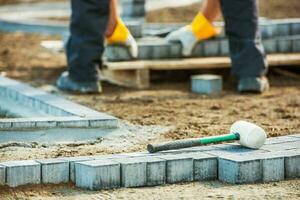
0,76,118,129
105,34,300,61
0,135,298,189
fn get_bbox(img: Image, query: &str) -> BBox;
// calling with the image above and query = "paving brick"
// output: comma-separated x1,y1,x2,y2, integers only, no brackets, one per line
36,159,69,184
2,160,41,187
263,39,277,54
189,152,218,181
11,119,36,129
260,24,276,38
57,117,89,128
220,39,229,56
261,155,284,182
35,120,57,128
139,157,166,186
0,165,5,185
264,135,300,145
218,155,262,184
203,40,220,57
89,118,119,129
282,150,300,179
113,157,147,187
159,154,193,184
191,74,222,95
75,159,120,190
61,156,95,183
277,38,292,53
292,38,300,52
0,121,12,129
276,23,291,36
192,42,204,57
104,45,131,61
291,22,300,35
261,141,300,152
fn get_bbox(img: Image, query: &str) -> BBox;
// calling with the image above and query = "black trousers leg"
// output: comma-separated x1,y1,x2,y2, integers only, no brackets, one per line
66,0,109,82
220,0,268,79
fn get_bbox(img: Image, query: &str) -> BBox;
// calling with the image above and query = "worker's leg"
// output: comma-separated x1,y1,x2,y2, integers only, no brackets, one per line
220,0,268,79
66,0,109,82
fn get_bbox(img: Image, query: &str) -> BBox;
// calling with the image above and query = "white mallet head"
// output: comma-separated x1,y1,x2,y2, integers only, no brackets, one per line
230,120,267,149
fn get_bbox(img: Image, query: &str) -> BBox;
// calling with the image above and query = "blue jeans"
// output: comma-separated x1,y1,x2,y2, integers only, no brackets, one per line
66,0,109,82
220,0,268,79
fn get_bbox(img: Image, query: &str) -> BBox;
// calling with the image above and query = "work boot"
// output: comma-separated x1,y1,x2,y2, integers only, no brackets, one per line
106,18,138,58
166,12,219,57
238,76,270,93
56,72,102,93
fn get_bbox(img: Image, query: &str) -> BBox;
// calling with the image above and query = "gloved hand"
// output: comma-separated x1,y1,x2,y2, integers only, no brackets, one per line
166,13,219,57
106,18,138,58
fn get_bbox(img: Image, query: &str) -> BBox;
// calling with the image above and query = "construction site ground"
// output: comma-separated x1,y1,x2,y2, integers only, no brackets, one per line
0,0,300,199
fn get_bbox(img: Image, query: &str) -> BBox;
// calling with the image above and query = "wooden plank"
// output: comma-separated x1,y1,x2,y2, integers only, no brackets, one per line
105,53,300,71
102,68,150,89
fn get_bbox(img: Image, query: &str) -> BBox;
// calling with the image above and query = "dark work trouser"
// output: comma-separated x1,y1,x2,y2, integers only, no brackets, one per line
66,0,109,82
220,0,268,79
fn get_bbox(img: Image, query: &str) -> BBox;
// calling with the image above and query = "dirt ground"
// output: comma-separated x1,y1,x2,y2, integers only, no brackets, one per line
0,0,300,199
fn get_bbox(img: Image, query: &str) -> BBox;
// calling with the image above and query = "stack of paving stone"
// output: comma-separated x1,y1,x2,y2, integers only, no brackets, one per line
121,0,145,21
0,134,299,189
105,19,300,61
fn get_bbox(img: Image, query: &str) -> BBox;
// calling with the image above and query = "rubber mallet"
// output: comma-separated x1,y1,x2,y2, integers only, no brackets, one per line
147,120,267,153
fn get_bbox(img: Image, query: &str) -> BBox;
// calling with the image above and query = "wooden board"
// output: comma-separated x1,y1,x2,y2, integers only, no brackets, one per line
105,53,300,71
103,53,300,89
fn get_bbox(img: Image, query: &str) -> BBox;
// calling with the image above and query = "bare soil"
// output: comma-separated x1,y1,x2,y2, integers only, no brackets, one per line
0,0,300,199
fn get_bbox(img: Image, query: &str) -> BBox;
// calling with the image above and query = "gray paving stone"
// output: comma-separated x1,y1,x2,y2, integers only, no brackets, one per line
11,119,36,129
292,38,300,52
218,155,262,184
192,42,204,57
261,141,300,152
282,150,300,179
189,152,218,181
139,157,166,186
61,156,94,183
104,45,131,61
0,121,12,129
159,154,193,184
261,155,284,182
220,39,229,56
191,74,222,95
75,159,120,190
264,135,300,145
57,117,89,128
36,159,69,184
291,22,300,35
203,40,220,57
277,38,292,53
276,23,291,36
262,39,277,54
113,157,147,187
260,24,276,38
0,165,5,185
2,160,41,187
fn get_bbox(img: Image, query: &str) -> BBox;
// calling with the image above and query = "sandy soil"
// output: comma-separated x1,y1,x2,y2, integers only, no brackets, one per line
0,0,300,199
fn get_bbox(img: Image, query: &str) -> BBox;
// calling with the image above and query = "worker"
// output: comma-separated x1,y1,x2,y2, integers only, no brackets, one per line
167,0,269,93
56,0,137,93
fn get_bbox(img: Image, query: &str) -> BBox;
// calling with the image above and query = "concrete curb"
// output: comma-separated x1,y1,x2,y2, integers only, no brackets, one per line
0,76,118,130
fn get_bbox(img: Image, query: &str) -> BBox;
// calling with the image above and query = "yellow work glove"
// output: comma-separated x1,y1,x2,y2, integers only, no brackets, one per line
166,13,219,57
106,18,138,58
